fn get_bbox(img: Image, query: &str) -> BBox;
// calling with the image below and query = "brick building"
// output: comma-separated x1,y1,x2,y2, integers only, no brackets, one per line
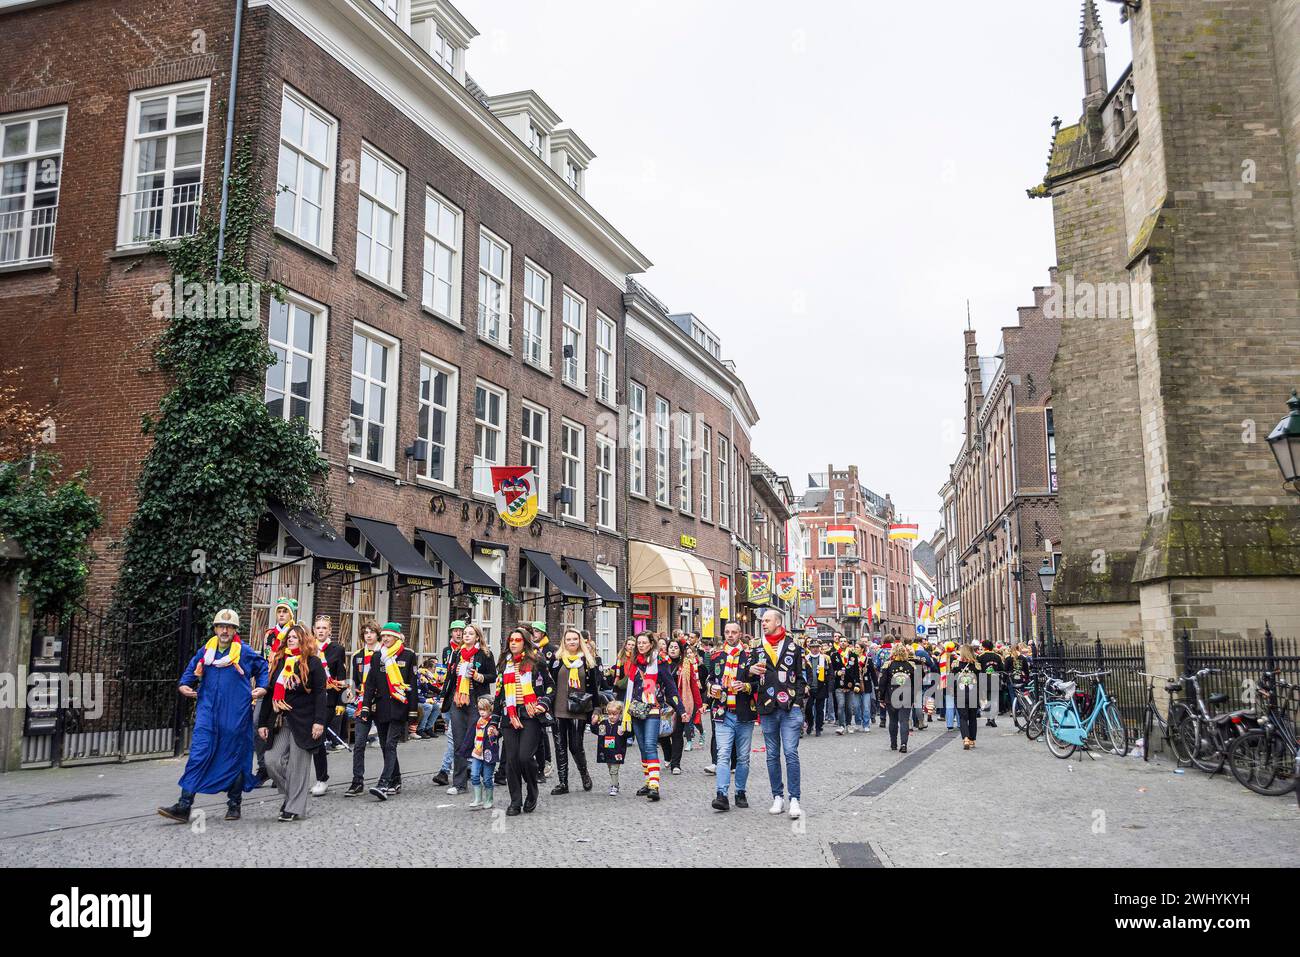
622,280,760,644
933,482,961,646
0,0,802,673
1033,1,1300,671
944,276,1061,649
795,465,914,642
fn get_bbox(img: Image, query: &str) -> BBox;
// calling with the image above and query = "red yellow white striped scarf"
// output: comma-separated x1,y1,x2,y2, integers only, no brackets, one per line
503,654,537,720
472,715,491,760
382,640,409,704
621,653,658,731
722,643,744,709
195,634,243,678
273,652,302,702
454,643,475,705
268,617,295,656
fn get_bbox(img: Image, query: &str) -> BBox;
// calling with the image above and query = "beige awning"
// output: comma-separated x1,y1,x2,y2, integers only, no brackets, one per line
628,541,713,598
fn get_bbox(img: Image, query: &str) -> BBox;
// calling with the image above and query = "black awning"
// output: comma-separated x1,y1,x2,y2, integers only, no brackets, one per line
521,548,586,600
269,503,371,575
417,530,500,594
565,558,623,604
349,516,441,587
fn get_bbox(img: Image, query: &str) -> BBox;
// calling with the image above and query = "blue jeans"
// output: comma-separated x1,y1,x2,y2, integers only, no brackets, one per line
759,707,802,800
713,711,753,796
417,701,436,733
835,690,861,729
470,757,495,789
631,716,661,762
858,693,872,727
440,713,456,773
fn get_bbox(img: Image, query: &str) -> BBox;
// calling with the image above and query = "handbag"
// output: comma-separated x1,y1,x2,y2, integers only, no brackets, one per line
658,708,677,738
629,698,652,721
567,690,596,714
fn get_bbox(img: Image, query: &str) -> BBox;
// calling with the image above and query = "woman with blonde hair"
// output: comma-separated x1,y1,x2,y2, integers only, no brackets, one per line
878,642,916,753
257,623,327,821
549,627,600,794
951,643,982,750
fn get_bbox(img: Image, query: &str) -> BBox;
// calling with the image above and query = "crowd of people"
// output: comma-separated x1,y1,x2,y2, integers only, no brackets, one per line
157,599,1034,825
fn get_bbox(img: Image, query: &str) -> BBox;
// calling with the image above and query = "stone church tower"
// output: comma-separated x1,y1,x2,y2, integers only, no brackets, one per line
1034,0,1300,676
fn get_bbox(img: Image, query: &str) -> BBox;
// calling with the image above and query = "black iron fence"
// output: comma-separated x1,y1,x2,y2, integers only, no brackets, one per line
1181,626,1300,713
1037,636,1148,739
22,594,204,768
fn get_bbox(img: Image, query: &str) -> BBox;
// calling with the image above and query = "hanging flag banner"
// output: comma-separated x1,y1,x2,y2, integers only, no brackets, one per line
491,466,539,527
775,571,798,603
701,597,716,638
748,571,771,606
718,575,731,620
824,525,855,545
888,523,919,541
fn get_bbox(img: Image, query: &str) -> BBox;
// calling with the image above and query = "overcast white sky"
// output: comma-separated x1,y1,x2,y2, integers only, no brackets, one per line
457,0,1133,537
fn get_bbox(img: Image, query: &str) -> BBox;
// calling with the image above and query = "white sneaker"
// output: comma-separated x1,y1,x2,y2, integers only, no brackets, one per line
671,766,682,775
847,726,855,735
446,786,462,796
769,796,785,815
704,764,716,775
788,798,802,820
310,780,328,796
835,727,844,735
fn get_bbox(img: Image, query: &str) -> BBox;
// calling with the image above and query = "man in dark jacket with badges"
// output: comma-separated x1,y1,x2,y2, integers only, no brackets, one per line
752,608,805,820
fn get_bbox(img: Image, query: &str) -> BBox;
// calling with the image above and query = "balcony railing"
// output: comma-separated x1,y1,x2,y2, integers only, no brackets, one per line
121,180,203,246
522,328,546,366
0,203,58,265
477,304,512,349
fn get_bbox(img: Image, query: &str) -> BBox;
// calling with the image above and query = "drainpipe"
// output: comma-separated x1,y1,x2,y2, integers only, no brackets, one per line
215,0,246,284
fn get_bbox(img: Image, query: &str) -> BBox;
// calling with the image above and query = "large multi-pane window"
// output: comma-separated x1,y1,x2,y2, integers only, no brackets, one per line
819,570,834,607
265,293,326,440
629,381,646,496
411,572,446,655
275,87,335,252
340,532,388,649
0,107,64,265
252,517,311,649
349,325,398,467
521,403,549,508
841,571,855,604
522,261,549,368
355,143,404,288
418,357,457,485
718,435,730,527
654,397,671,505
678,411,692,513
700,424,712,520
596,434,616,530
819,530,836,558
477,228,509,346
595,312,615,404
561,420,584,520
422,190,460,321
118,82,208,247
561,288,585,387
473,381,505,495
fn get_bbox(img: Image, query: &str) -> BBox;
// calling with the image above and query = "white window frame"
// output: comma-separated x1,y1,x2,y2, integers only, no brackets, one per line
521,401,549,511
265,290,327,443
522,260,550,369
275,86,336,253
565,158,582,191
473,380,506,496
595,311,615,404
527,122,546,159
421,188,461,323
477,226,511,347
355,141,405,289
819,570,835,608
0,105,66,266
368,0,402,23
819,530,836,558
417,354,458,487
718,435,730,528
654,397,671,505
430,27,459,75
801,526,811,558
117,80,210,249
678,411,692,514
348,322,400,469
628,381,646,497
596,433,616,531
841,571,855,604
700,424,712,520
561,287,586,389
561,419,585,521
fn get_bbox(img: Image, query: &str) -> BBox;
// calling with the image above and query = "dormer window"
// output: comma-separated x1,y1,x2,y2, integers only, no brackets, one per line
410,0,478,84
369,0,401,23
527,123,546,160
565,159,581,191
431,28,458,75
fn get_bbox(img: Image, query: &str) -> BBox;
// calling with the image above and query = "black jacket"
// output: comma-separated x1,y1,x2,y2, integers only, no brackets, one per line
362,645,420,724
350,645,379,693
258,655,329,750
704,644,758,722
440,646,498,712
492,655,556,723
753,636,807,715
549,654,602,715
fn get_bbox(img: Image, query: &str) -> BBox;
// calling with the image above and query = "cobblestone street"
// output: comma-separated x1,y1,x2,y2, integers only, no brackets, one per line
2,718,1295,867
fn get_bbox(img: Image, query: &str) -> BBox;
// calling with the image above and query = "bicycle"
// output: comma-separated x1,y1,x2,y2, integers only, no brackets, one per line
1137,671,1192,765
1023,665,1063,741
1043,670,1128,759
1176,668,1257,775
1226,673,1298,796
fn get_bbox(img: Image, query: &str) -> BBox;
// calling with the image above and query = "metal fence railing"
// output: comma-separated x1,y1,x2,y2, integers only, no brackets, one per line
1037,636,1148,739
1181,626,1300,713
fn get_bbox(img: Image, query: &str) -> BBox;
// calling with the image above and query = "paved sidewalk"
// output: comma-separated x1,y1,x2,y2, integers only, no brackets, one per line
0,719,1295,866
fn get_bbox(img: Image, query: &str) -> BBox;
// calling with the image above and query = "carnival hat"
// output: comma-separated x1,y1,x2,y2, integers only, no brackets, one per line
530,620,548,634
449,620,467,631
213,608,241,629
274,597,298,616
381,621,404,641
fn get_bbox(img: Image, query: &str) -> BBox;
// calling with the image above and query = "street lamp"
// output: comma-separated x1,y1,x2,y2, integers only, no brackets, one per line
1266,390,1300,494
1037,557,1056,650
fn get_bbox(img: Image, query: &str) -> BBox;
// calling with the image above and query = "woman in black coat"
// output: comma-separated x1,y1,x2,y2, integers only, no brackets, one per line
257,624,328,821
548,628,601,795
493,627,555,816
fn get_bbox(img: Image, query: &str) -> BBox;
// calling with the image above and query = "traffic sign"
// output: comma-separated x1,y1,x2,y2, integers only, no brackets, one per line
803,615,817,630
915,622,927,637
